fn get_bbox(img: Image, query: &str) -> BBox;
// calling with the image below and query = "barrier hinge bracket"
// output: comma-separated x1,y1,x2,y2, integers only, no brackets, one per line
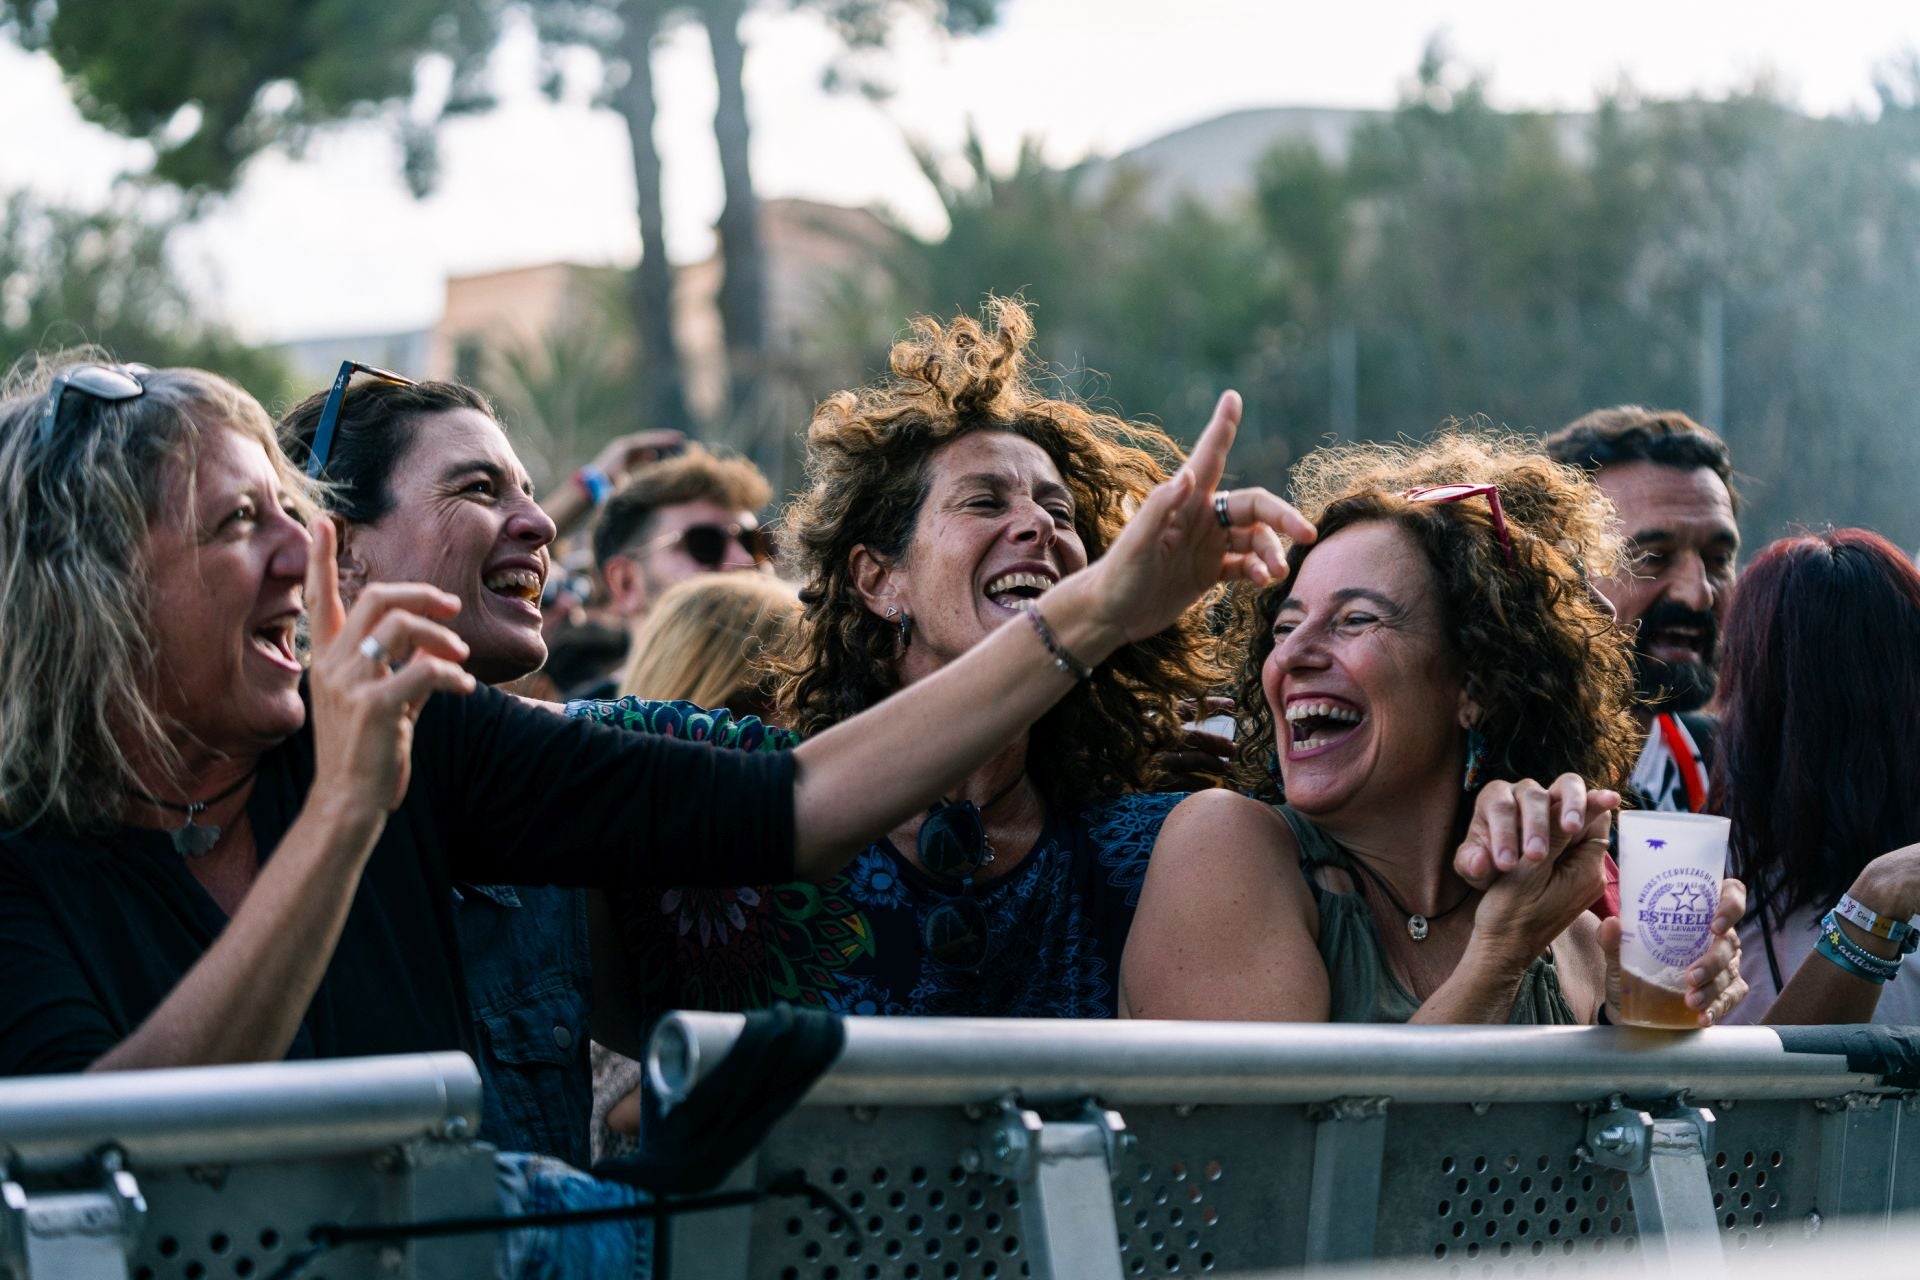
0,1148,146,1280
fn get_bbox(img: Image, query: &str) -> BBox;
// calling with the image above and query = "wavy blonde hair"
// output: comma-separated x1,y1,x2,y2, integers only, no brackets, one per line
770,298,1222,804
1230,430,1639,800
0,351,316,831
618,572,802,715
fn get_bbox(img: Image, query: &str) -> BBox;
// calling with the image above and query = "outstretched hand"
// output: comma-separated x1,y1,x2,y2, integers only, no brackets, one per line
305,515,475,817
1088,391,1316,645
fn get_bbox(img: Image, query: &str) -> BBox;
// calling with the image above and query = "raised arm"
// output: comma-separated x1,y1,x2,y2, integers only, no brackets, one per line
788,391,1314,880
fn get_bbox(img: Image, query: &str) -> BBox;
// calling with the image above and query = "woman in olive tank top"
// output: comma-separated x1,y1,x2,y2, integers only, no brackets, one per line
1121,433,1749,1026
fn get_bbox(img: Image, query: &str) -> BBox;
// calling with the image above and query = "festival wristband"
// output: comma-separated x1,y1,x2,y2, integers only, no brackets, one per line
1816,931,1893,985
1818,911,1903,982
574,464,613,506
1834,892,1920,953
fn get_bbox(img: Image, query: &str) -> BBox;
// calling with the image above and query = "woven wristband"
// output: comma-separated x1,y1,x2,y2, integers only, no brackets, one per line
1818,910,1902,983
1835,892,1920,952
1816,930,1892,985
1026,606,1095,681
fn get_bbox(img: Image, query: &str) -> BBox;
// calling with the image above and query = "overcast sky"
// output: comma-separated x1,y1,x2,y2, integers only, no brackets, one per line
5,0,1919,342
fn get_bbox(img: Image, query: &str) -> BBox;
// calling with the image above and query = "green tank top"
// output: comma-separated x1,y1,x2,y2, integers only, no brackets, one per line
1277,806,1580,1025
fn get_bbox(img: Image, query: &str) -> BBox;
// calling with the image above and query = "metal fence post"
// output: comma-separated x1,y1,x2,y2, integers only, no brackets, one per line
1583,1104,1725,1275
1814,1093,1898,1235
987,1102,1127,1280
1303,1097,1388,1267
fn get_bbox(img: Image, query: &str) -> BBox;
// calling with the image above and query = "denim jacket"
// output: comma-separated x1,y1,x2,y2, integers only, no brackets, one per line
456,880,592,1167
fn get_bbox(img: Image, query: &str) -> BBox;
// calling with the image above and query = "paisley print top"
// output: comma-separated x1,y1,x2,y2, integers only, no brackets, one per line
566,697,1184,1020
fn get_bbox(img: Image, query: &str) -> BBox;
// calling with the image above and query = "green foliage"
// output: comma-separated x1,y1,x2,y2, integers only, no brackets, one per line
838,55,1920,550
1,0,503,196
0,192,293,402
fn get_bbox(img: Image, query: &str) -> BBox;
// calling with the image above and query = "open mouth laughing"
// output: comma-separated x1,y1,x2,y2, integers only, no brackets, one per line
1284,696,1367,757
483,564,545,614
249,611,301,672
984,568,1058,614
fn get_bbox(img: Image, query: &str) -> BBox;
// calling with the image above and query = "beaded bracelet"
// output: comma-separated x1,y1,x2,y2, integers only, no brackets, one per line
1817,910,1902,984
1835,892,1920,953
1026,606,1095,681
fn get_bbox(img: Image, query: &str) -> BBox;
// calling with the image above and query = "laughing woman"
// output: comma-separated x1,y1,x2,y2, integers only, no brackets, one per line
578,300,1234,1025
1121,433,1748,1026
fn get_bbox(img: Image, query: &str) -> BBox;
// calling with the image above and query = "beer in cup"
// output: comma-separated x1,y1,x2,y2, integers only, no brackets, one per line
1616,810,1729,1029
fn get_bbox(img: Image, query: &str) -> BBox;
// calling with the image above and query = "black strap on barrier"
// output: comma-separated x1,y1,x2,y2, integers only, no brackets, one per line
261,1167,859,1280
594,1003,847,1195
263,1005,849,1280
1775,1024,1920,1088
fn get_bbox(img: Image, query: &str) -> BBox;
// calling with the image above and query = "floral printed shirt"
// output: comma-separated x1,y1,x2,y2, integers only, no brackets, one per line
565,697,1185,1020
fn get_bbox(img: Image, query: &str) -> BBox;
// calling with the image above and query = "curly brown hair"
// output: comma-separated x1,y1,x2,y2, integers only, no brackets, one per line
1229,431,1639,801
771,298,1221,805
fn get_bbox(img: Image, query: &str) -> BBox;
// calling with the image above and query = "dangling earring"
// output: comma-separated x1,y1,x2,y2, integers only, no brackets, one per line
1265,750,1282,785
1462,726,1488,792
883,605,912,649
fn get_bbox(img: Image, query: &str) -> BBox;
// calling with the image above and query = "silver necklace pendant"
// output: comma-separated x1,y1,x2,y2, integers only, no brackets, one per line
172,809,220,857
1407,914,1430,942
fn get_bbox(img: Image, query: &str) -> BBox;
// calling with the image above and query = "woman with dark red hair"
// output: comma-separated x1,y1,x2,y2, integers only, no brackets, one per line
1715,530,1920,1024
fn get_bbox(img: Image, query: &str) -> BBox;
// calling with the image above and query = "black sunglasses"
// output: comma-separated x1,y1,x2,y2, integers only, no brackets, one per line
917,800,996,970
639,521,776,570
39,363,152,445
305,359,418,480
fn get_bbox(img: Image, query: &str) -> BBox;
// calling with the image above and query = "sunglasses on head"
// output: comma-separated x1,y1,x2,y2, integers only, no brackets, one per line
915,799,997,970
1402,483,1517,572
639,521,775,569
305,359,418,480
39,362,152,445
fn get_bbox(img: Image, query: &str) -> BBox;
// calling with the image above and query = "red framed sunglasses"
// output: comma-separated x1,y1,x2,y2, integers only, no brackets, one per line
1403,483,1517,572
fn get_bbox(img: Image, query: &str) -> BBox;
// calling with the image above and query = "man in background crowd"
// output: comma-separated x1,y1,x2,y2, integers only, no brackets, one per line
1545,406,1740,812
571,444,776,699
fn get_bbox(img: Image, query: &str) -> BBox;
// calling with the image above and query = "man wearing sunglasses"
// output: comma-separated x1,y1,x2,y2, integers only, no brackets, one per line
582,444,775,698
1545,406,1740,815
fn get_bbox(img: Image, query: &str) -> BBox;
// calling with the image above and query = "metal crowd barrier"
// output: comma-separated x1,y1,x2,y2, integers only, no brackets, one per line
645,1016,1920,1280
0,1053,496,1280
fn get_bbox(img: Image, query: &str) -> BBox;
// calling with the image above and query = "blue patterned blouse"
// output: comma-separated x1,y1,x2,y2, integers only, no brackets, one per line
566,697,1185,1020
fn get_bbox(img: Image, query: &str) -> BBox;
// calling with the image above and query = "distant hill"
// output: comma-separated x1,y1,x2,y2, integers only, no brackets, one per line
1078,104,1591,213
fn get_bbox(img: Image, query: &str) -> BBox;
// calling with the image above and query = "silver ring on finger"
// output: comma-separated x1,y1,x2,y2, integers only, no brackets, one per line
359,635,393,670
1213,490,1232,528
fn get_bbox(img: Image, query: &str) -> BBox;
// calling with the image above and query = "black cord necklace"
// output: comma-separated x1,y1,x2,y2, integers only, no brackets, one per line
1346,852,1474,942
126,769,258,857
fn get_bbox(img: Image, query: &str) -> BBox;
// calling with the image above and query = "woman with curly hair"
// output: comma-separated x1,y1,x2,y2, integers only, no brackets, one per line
576,299,1256,1023
1121,432,1749,1024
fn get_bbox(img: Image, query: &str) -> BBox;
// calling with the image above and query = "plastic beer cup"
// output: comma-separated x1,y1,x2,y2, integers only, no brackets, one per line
1616,811,1729,1029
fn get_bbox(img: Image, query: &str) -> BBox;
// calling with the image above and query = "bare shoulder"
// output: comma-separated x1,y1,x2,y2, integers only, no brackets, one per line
1157,789,1299,863
1144,790,1316,928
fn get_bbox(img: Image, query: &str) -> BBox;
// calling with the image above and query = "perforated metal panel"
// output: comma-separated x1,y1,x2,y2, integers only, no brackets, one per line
119,1142,496,1280
1115,1104,1313,1276
1373,1100,1819,1276
717,1102,1316,1279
